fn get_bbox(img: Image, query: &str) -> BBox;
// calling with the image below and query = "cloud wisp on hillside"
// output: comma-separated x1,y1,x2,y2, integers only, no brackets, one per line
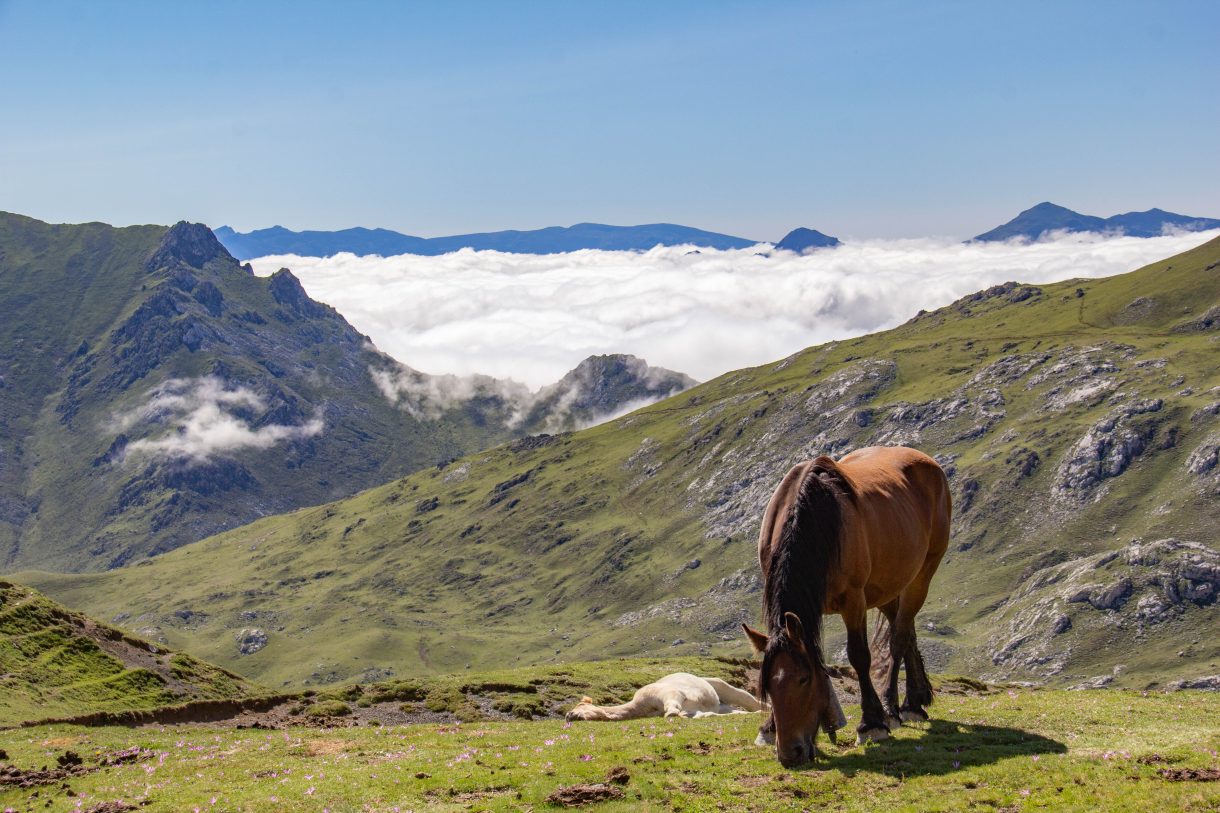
115,377,324,464
248,230,1219,387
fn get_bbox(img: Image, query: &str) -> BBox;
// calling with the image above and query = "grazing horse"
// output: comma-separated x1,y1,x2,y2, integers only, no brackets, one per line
742,446,950,767
565,673,763,721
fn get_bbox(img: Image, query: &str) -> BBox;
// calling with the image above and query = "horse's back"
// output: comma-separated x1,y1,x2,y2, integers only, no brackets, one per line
836,446,951,599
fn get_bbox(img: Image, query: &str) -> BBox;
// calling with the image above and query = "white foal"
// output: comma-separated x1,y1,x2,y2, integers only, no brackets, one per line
566,673,764,721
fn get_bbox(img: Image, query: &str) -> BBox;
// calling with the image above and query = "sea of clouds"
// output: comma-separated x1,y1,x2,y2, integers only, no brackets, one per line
248,230,1219,389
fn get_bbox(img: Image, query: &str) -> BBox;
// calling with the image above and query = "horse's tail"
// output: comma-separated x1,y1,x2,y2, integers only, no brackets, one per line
869,609,893,685
763,456,853,667
868,610,936,707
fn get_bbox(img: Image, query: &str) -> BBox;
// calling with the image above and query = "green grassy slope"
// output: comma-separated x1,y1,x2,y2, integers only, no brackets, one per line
1,678,1217,812
14,237,1220,689
0,580,263,726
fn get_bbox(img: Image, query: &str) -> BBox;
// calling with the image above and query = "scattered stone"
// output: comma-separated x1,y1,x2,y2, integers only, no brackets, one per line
1165,675,1220,691
1089,578,1133,611
1069,675,1113,690
236,628,268,655
83,802,139,813
57,752,83,768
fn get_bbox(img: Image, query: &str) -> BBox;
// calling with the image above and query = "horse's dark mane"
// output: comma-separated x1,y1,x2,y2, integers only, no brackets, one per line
759,457,853,700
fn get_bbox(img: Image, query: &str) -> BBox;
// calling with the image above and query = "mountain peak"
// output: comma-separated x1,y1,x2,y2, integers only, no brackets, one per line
774,227,841,253
149,221,230,270
974,203,1220,242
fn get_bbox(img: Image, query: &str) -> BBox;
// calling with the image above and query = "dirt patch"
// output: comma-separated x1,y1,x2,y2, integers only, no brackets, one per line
99,748,152,767
1157,767,1220,782
304,739,357,757
84,803,141,813
605,766,630,785
425,786,516,803
0,761,91,789
545,782,625,807
685,741,713,755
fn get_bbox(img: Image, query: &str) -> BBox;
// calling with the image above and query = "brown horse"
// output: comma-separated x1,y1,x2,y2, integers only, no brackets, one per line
742,446,950,767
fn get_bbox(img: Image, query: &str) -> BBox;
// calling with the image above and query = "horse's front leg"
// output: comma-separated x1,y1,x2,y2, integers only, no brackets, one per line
843,600,890,743
755,712,775,746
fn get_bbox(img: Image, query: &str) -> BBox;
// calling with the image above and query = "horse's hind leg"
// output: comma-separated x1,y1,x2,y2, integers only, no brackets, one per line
844,598,890,743
896,563,939,722
901,642,933,722
875,600,903,730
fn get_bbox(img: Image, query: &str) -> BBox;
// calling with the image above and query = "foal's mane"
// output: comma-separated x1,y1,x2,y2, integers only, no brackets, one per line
759,456,854,699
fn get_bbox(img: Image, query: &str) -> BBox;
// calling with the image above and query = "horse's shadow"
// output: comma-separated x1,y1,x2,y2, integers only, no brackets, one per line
805,718,1067,777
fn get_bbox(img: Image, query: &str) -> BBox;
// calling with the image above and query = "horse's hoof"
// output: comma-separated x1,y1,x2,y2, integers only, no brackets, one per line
754,730,775,747
900,709,928,723
856,727,889,745
884,715,902,731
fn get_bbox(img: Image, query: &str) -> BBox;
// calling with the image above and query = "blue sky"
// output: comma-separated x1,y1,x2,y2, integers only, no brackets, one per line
2,0,1217,239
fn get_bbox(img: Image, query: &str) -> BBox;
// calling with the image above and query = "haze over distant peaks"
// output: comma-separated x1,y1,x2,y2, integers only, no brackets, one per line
973,202,1220,242
215,222,763,260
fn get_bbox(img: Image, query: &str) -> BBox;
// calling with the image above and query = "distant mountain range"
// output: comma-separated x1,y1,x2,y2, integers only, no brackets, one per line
214,222,764,259
973,202,1220,242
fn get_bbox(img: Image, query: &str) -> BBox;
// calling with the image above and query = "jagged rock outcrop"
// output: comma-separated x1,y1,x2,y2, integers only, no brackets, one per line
988,539,1219,680
1056,400,1163,499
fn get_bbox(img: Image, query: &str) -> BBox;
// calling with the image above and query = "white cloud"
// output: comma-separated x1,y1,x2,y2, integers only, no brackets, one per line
116,377,323,464
247,230,1220,388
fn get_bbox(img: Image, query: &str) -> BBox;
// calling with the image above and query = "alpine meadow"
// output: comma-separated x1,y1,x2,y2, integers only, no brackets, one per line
3,3,1220,810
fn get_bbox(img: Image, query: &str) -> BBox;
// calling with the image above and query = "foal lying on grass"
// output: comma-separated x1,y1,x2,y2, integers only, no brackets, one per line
566,673,764,721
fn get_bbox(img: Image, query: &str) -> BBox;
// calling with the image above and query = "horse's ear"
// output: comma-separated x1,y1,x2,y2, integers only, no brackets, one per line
579,696,593,705
783,612,807,653
742,623,768,654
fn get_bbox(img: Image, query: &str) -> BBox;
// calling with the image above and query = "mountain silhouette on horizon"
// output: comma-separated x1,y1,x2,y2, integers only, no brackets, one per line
214,222,763,259
973,202,1220,242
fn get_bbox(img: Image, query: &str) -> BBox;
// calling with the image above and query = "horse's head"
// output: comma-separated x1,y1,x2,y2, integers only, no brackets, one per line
744,612,836,767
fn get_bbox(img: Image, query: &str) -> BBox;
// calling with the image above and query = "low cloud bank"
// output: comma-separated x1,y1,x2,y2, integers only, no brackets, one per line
249,230,1219,388
114,377,323,464
368,351,694,431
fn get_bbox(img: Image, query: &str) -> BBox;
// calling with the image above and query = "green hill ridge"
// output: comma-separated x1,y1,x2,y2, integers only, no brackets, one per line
13,237,1220,690
0,580,263,726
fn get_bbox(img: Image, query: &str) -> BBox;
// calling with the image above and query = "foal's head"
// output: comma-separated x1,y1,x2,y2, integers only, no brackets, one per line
744,612,837,767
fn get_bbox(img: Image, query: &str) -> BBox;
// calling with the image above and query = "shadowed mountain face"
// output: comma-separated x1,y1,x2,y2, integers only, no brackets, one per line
22,237,1218,690
974,202,1220,242
215,222,760,259
0,214,694,572
773,227,841,253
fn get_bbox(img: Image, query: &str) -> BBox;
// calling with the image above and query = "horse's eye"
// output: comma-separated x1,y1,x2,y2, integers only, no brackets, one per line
798,675,811,686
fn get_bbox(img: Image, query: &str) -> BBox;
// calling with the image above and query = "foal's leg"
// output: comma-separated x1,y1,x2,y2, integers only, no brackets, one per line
843,598,889,743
